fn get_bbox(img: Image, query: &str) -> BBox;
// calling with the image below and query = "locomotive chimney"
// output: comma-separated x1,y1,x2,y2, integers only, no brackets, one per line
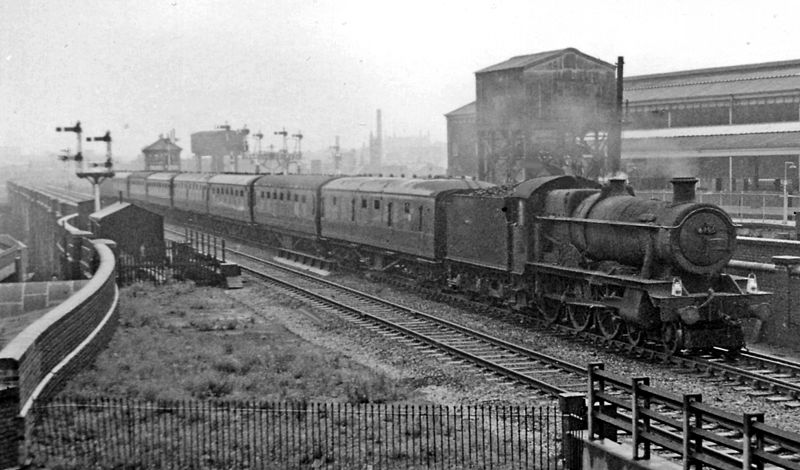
671,177,698,203
608,177,627,195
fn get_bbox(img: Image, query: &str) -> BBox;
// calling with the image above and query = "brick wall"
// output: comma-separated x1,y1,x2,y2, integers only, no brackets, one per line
0,387,20,469
0,240,118,467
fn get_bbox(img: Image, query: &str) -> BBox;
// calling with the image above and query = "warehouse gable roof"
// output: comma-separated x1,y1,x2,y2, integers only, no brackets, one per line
445,102,476,117
476,47,613,74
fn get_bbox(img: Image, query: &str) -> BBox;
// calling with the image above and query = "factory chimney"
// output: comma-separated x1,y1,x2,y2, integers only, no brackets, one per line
370,109,383,170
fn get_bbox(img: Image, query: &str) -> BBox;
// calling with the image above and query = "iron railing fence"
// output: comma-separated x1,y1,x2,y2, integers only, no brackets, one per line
587,363,800,470
29,396,569,469
116,240,224,286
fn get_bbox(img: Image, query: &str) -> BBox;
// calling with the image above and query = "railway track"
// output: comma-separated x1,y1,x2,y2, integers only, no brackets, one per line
163,226,589,399
160,221,800,408
374,273,800,409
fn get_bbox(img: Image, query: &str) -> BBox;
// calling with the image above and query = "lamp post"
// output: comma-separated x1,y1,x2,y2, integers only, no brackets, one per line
784,161,797,224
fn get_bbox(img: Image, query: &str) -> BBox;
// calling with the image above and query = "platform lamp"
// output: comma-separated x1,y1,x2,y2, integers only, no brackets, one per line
784,161,797,224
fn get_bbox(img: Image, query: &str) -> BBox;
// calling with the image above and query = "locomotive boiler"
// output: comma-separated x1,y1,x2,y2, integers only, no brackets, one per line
529,176,768,354
548,177,735,277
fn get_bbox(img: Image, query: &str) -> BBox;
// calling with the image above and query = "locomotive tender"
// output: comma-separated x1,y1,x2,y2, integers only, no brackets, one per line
101,172,768,354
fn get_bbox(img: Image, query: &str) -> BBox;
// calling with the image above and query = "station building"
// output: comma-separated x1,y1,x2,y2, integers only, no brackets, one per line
623,59,800,191
447,55,800,191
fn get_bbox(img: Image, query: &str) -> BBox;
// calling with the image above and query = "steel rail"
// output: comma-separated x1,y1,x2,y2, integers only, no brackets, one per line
164,226,586,397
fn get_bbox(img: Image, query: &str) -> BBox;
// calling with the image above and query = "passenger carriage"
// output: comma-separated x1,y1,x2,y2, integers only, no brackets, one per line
146,172,180,208
173,173,213,214
207,174,261,223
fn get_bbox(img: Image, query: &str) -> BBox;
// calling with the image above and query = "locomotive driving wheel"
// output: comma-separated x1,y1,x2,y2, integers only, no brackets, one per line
625,323,646,347
596,309,623,340
538,297,561,325
567,304,593,331
662,321,684,356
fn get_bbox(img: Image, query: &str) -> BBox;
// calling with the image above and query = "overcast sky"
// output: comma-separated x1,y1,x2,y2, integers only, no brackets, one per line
1,0,798,162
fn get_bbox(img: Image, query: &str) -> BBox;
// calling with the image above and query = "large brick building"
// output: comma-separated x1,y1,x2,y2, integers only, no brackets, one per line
447,54,800,190
447,48,617,184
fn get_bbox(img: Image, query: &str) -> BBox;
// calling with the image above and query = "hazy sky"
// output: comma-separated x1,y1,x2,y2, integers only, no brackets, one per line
1,0,798,162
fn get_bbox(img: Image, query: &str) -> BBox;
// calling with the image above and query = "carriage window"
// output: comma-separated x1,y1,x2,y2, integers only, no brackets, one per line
266,192,271,199
287,191,291,200
387,202,393,227
374,200,380,210
280,192,284,200
294,194,298,202
333,197,337,206
351,199,356,221
273,191,277,199
418,206,423,231
301,195,306,203
361,199,367,209
404,202,410,214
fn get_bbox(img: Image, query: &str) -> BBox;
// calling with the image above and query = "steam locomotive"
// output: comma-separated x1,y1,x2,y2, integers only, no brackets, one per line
102,172,769,354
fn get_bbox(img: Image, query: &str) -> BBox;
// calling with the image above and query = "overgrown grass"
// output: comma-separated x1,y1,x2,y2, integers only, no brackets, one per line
61,281,414,404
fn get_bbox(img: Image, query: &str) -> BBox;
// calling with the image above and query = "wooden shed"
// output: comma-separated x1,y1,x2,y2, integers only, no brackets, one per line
89,202,164,262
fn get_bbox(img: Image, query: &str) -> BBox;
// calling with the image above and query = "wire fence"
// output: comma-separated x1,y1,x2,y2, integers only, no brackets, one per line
29,396,570,469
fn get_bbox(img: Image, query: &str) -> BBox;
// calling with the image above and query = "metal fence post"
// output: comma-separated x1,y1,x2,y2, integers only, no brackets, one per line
631,376,650,460
587,362,603,441
742,412,765,470
681,393,702,470
559,393,586,470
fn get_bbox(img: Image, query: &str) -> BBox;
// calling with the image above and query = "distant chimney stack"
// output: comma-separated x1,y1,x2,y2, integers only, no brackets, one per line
370,109,383,170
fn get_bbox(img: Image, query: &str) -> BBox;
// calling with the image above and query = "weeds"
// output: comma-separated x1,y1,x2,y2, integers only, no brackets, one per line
59,281,411,404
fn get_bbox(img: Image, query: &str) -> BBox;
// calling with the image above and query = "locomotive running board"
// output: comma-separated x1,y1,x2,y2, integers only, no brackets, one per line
528,262,673,289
